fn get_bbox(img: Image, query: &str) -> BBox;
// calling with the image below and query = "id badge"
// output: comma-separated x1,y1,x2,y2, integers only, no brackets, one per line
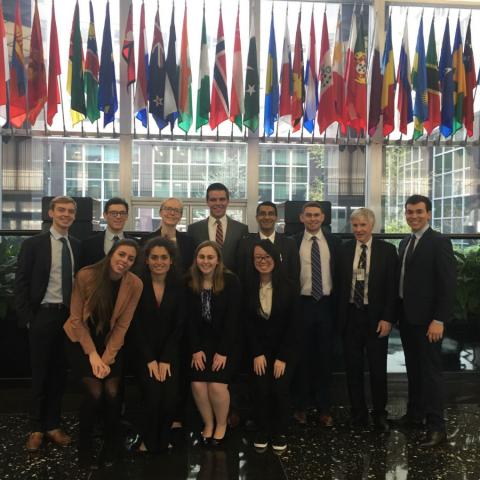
356,269,365,281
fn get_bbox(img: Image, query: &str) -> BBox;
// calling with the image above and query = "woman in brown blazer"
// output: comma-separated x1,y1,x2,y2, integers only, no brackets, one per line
64,239,143,468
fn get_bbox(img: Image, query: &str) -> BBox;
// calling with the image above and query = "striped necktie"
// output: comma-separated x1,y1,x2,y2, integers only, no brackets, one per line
311,236,323,301
353,244,367,308
215,220,224,247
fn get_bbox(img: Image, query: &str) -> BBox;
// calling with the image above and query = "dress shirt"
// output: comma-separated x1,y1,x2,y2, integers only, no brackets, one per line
208,215,227,243
259,231,276,243
350,237,372,304
259,282,273,318
299,229,332,297
104,228,124,255
43,226,74,304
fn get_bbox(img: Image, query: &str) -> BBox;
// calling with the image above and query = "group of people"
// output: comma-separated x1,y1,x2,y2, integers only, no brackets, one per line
14,182,457,469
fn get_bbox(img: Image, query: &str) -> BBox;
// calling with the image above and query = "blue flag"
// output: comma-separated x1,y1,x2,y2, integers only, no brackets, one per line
98,2,118,127
264,10,278,137
412,15,428,140
439,17,453,138
165,5,178,127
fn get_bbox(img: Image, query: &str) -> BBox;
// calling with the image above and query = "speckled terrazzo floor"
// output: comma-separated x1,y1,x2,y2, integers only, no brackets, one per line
1,403,480,479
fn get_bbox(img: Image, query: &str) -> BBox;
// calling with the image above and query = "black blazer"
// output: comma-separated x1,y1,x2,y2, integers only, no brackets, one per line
245,286,300,364
131,274,186,365
237,233,300,289
15,232,81,327
79,231,136,268
141,229,195,274
187,273,241,357
338,238,398,332
398,227,456,325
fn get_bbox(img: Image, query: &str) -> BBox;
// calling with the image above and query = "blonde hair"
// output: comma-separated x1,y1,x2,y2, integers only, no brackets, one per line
189,241,226,294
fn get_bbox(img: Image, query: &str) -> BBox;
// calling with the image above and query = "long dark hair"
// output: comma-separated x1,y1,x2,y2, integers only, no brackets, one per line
143,236,181,285
87,238,139,333
188,241,226,294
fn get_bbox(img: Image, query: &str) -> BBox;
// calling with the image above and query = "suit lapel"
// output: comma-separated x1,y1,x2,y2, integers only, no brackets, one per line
346,241,355,287
43,233,53,275
410,227,432,261
369,239,378,285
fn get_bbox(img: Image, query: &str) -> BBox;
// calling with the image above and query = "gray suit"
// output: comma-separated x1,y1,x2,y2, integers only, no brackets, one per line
187,216,248,272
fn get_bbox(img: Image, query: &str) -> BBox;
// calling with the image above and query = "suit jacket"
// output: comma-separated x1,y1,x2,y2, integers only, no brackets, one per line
398,227,456,325
237,233,300,288
14,232,81,327
79,231,136,268
141,229,195,273
338,238,398,333
131,274,186,365
187,216,249,271
63,267,143,365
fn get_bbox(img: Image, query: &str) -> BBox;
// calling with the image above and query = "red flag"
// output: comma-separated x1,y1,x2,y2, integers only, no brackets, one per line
278,13,292,126
47,0,61,126
10,0,27,128
0,0,9,120
463,16,475,137
28,0,47,125
318,12,335,134
122,0,135,92
291,10,304,133
331,8,344,132
229,3,243,130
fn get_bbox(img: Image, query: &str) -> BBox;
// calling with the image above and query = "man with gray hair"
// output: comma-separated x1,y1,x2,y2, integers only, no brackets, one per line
337,208,398,432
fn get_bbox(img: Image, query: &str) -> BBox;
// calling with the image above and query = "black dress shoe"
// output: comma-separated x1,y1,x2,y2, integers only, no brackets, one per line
420,431,446,448
391,414,424,430
201,436,212,447
373,416,390,433
210,436,225,448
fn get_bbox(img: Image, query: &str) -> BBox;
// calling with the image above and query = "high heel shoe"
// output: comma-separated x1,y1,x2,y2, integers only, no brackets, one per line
210,435,226,448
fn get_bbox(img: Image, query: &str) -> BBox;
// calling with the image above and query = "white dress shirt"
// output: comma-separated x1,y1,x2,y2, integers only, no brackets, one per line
104,228,124,255
259,282,273,318
350,237,372,304
259,231,276,243
208,215,227,242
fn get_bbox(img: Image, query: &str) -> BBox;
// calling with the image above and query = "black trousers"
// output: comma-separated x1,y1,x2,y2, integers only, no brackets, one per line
293,295,334,412
343,305,388,420
399,315,445,432
251,353,295,435
28,306,69,432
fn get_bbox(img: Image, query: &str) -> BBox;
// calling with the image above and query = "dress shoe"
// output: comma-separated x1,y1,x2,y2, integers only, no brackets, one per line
272,434,287,453
373,416,390,433
391,414,424,430
210,436,225,448
46,428,71,446
319,414,334,428
26,432,44,451
293,410,307,425
253,433,269,449
420,431,446,448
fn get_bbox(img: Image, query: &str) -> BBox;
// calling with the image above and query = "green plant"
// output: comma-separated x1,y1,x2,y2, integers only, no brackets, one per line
454,247,480,323
0,237,22,318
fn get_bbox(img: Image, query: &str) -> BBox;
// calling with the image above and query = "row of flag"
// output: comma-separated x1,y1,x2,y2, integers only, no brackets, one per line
0,1,479,140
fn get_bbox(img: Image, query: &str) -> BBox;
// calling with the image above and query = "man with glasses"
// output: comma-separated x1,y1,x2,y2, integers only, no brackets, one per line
79,197,133,268
142,197,194,273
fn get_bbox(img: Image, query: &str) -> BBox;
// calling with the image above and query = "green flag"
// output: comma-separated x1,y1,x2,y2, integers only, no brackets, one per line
84,0,100,123
195,3,209,130
243,17,259,132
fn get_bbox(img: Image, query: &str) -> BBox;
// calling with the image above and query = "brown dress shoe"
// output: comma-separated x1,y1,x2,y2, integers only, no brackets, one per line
293,410,307,425
319,414,334,428
46,429,71,447
26,432,44,451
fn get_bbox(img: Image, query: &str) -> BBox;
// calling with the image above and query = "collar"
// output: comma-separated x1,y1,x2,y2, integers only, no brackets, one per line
303,229,324,241
50,226,67,241
209,215,226,226
259,231,276,242
105,228,123,241
356,236,373,250
411,223,430,239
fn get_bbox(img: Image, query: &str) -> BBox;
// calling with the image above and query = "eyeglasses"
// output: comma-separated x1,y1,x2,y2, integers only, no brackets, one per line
257,211,277,217
254,255,273,263
161,207,183,215
107,211,128,218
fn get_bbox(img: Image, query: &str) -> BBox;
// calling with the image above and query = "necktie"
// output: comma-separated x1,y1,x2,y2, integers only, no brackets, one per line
112,235,120,244
311,236,323,301
405,234,416,266
215,220,224,247
60,237,73,307
353,244,367,308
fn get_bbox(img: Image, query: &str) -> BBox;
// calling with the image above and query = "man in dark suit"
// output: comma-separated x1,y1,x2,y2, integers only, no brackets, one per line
187,183,248,271
394,194,456,447
237,201,300,287
79,197,131,268
338,208,398,432
141,197,194,273
15,196,81,451
291,201,340,427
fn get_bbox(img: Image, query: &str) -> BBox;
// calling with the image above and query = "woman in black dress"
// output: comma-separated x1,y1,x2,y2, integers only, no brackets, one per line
188,241,241,446
130,237,185,452
245,239,299,453
64,239,142,467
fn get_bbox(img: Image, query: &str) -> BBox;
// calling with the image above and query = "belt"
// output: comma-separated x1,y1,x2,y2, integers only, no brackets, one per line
40,303,67,310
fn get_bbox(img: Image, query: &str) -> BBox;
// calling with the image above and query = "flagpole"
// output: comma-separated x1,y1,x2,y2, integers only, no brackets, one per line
43,108,47,137
58,75,66,136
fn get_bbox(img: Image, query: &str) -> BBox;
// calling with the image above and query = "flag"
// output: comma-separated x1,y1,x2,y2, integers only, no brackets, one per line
134,1,148,127
122,0,135,92
165,5,178,127
98,2,118,127
230,3,244,131
149,5,167,130
264,8,278,137
46,0,61,126
367,19,382,137
331,8,344,131
0,0,8,121
178,1,192,133
196,2,210,130
344,10,367,134
278,13,292,127
10,0,27,128
452,17,466,135
243,13,259,133
412,15,428,140
424,16,440,135
27,0,47,125
84,0,100,123
397,19,412,135
291,10,304,133
303,10,318,134
439,17,454,138
209,8,229,130
381,14,395,136
463,16,476,137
